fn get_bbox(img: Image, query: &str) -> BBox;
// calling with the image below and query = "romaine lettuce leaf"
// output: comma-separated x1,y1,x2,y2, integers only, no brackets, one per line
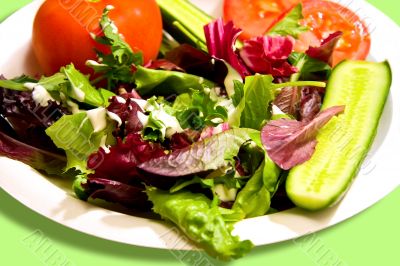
240,75,275,130
233,141,281,218
146,187,253,260
134,66,215,96
0,75,35,91
62,64,111,107
288,52,332,81
233,161,270,218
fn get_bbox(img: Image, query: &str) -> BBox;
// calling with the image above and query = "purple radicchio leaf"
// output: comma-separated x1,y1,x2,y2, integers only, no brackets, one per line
306,31,343,66
0,87,69,152
165,44,212,73
82,178,150,210
199,122,230,141
87,133,166,184
138,128,257,178
204,19,250,78
169,129,201,150
261,105,345,170
299,87,323,122
0,131,66,175
273,87,301,117
165,44,230,87
274,86,324,121
107,95,144,138
144,59,185,72
239,36,298,77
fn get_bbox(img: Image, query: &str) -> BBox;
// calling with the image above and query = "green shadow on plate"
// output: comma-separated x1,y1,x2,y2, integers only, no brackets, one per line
0,188,178,262
0,187,301,265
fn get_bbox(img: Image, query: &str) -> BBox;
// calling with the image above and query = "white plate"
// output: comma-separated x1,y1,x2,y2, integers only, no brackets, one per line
0,0,399,250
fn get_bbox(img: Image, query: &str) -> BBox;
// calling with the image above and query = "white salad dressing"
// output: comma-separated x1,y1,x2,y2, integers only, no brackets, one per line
86,107,107,133
86,60,107,68
137,111,149,126
132,98,148,110
67,100,81,114
219,97,236,118
115,96,127,104
107,111,122,126
23,82,36,90
152,107,184,138
72,84,85,102
222,60,242,98
104,5,118,34
100,135,111,154
272,105,285,115
106,5,115,10
24,83,56,107
214,184,237,202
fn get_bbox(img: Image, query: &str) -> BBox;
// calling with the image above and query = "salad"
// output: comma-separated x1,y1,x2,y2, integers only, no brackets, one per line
0,0,391,261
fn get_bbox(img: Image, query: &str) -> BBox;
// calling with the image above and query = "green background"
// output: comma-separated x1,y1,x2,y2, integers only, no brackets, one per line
0,1,399,265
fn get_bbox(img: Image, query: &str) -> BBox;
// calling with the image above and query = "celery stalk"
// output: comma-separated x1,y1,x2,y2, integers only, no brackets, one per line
156,0,212,52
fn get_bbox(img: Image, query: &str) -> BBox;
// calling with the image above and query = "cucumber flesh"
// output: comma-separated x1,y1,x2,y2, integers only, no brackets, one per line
286,60,392,211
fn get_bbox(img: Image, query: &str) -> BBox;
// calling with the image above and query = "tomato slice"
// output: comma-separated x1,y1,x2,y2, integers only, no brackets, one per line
223,0,371,65
223,0,300,40
298,0,371,65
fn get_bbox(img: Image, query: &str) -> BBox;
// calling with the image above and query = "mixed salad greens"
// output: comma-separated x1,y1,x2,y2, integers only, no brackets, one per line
0,0,391,261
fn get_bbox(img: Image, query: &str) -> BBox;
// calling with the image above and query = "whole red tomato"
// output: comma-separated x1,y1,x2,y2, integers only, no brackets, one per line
33,0,163,75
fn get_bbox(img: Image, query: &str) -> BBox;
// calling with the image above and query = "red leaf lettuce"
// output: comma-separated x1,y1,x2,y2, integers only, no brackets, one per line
261,106,345,170
240,36,298,77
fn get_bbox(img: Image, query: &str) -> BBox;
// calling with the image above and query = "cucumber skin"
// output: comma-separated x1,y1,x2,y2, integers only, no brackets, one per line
286,60,392,211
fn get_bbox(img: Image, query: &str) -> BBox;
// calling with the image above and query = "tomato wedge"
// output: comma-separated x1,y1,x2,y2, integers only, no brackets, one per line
223,0,299,40
298,0,371,65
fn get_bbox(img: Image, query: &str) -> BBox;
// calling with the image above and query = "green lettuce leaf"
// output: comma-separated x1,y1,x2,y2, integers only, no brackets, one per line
62,64,111,107
288,52,332,81
146,187,253,260
173,89,228,130
1,65,115,110
45,109,115,173
88,6,143,89
0,75,38,91
169,176,214,193
268,4,308,38
140,97,184,142
240,75,275,130
134,66,215,96
233,154,280,218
